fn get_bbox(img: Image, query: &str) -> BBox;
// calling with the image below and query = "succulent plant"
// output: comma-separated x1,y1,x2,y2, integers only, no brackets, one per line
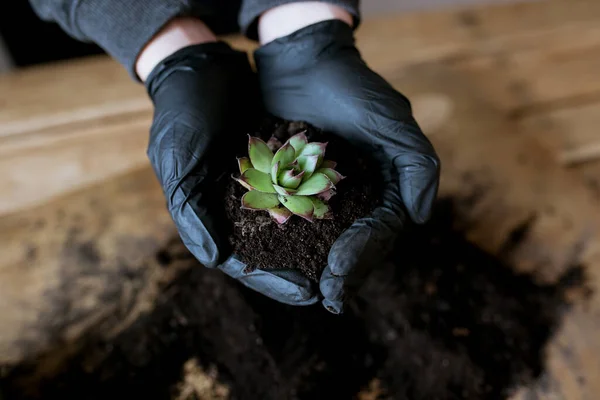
233,131,344,224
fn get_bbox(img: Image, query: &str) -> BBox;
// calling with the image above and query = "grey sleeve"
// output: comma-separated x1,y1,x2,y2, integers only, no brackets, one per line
238,0,360,40
28,0,216,80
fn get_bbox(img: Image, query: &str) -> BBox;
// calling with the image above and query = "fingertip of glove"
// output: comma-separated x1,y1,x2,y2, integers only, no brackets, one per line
406,184,438,225
396,157,440,225
319,267,346,313
407,205,432,225
180,235,221,269
322,298,343,314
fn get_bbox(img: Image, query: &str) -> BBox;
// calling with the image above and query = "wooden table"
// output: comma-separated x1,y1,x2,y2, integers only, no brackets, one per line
2,0,600,398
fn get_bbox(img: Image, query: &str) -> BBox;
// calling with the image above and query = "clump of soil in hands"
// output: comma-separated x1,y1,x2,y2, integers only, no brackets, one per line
224,119,379,281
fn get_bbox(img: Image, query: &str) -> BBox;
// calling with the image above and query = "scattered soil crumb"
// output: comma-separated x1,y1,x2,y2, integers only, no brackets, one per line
174,359,229,400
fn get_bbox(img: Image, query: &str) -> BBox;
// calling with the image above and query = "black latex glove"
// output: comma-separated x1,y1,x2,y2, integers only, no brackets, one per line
145,42,318,306
254,20,441,313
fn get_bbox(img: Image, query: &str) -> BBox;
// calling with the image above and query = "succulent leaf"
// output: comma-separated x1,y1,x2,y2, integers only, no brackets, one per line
266,136,283,152
232,175,253,191
271,161,280,184
271,142,296,170
321,160,337,169
316,188,336,201
278,195,314,221
311,198,332,219
248,136,273,174
279,169,305,189
237,157,252,174
296,173,334,196
273,184,297,196
239,133,342,223
240,169,276,193
288,131,308,156
241,191,280,210
268,206,292,224
316,167,345,185
297,155,319,181
298,142,327,165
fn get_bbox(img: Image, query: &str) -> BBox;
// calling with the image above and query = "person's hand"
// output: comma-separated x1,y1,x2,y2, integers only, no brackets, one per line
142,19,318,306
254,18,441,313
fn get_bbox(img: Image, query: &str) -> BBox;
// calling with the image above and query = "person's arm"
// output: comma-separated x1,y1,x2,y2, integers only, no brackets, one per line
28,0,215,79
135,17,217,81
257,2,353,44
239,0,359,40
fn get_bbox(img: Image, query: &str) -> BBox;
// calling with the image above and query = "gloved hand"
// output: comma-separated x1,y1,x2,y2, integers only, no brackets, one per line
145,42,318,306
254,20,441,313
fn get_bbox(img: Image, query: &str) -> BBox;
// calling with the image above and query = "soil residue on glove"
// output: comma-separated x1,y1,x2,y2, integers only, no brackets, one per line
224,119,379,281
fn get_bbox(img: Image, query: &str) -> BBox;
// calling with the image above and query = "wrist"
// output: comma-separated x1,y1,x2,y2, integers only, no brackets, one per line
258,2,353,45
135,17,217,81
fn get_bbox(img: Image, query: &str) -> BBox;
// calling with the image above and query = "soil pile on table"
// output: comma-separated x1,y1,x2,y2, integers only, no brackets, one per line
1,198,589,400
224,119,379,281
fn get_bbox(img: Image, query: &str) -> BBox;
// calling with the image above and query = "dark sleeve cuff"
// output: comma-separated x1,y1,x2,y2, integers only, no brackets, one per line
70,0,216,80
238,0,360,41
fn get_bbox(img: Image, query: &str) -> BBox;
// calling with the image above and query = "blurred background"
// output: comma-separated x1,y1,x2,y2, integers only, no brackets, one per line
3,0,600,399
0,0,531,73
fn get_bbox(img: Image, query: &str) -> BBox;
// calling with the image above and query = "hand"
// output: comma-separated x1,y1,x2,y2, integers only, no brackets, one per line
254,19,441,313
143,21,318,306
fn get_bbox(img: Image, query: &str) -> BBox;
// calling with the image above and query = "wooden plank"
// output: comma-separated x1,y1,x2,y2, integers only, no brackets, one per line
451,42,600,114
2,0,600,395
390,63,600,398
394,63,600,284
7,33,598,217
0,167,176,364
0,114,152,216
3,61,600,398
574,159,600,198
521,102,600,165
463,0,600,40
444,2,600,164
356,0,600,74
0,56,151,139
2,0,599,141
3,0,600,216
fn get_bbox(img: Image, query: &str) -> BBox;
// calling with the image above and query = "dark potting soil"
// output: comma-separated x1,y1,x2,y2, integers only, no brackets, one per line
2,198,591,400
224,119,379,281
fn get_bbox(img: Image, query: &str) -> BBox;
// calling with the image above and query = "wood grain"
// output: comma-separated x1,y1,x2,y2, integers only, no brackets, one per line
1,0,598,136
0,167,175,364
521,102,600,166
2,62,600,398
3,1,600,397
391,63,600,399
0,56,151,139
452,42,600,114
3,0,600,217
0,114,152,215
